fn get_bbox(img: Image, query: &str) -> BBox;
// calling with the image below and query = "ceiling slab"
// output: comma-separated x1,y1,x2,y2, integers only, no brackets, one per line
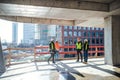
0,3,109,20
81,0,115,3
0,0,109,12
0,0,119,27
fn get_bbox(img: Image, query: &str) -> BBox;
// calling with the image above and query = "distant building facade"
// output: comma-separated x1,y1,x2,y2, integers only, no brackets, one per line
35,24,57,45
61,26,104,46
23,23,35,44
47,25,57,41
35,24,49,45
12,22,18,45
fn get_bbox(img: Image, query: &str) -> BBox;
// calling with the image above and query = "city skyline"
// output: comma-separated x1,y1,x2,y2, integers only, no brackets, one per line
0,19,23,43
0,19,57,44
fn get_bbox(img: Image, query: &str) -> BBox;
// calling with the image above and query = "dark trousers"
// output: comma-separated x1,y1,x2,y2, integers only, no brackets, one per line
84,50,88,62
76,49,83,62
55,50,59,60
48,50,55,63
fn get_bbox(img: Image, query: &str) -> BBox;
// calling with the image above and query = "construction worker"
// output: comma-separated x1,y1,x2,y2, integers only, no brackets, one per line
48,38,56,64
55,40,60,61
76,38,83,62
83,39,89,64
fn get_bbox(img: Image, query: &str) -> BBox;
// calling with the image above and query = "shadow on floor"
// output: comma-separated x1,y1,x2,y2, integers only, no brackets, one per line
88,64,120,78
0,72,4,76
1,59,120,79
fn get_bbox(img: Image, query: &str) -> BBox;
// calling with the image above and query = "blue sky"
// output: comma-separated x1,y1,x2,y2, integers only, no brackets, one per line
0,19,23,43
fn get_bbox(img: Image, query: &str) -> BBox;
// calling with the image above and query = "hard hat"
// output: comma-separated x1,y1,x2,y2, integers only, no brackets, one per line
51,38,54,41
84,39,88,42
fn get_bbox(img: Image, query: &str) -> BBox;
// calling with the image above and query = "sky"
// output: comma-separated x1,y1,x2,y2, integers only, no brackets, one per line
0,19,23,43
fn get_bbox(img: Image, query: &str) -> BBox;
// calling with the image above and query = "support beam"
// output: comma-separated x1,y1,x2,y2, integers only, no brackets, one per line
75,18,104,27
0,0,109,12
104,15,120,66
0,16,74,26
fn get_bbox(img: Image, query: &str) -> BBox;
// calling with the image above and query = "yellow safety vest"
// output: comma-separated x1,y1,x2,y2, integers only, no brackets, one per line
76,42,82,49
51,43,54,49
85,42,88,50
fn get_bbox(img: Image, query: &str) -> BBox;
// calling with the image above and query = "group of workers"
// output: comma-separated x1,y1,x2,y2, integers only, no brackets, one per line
48,38,89,64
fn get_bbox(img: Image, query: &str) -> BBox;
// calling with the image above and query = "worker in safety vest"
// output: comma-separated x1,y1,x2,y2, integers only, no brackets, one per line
55,40,60,61
48,38,56,64
76,38,83,62
83,39,89,64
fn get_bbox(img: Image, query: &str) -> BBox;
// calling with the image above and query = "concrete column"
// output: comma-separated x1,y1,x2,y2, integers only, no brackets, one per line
0,38,6,73
104,15,120,66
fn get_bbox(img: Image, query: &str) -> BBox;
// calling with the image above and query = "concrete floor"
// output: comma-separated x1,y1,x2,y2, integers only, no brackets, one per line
0,58,120,80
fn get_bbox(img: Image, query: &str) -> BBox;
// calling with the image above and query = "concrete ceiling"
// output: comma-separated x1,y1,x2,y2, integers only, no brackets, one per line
0,0,120,27
0,3,109,20
79,0,114,3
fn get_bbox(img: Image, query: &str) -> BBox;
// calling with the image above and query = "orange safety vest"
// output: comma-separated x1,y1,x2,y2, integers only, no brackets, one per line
55,42,60,50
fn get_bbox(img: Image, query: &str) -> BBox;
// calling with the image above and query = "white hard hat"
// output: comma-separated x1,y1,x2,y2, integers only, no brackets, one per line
51,38,54,41
84,39,88,42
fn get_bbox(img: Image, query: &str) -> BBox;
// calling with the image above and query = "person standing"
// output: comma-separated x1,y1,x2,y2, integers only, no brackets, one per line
55,40,60,61
48,38,56,64
83,39,89,64
76,38,83,62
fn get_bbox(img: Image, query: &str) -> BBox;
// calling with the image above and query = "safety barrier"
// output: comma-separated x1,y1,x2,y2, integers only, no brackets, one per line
3,48,33,66
3,45,104,66
34,45,104,60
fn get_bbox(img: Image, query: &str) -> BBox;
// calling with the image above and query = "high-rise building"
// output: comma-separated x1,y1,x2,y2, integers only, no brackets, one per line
34,24,40,45
35,24,49,45
56,25,62,44
47,25,57,41
23,23,35,44
12,22,18,45
35,24,58,45
62,26,104,46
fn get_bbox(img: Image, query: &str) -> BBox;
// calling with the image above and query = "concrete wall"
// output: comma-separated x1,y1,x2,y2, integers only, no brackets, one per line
104,15,120,66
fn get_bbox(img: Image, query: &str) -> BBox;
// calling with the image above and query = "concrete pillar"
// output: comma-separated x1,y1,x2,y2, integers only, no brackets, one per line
0,38,6,73
104,15,120,66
